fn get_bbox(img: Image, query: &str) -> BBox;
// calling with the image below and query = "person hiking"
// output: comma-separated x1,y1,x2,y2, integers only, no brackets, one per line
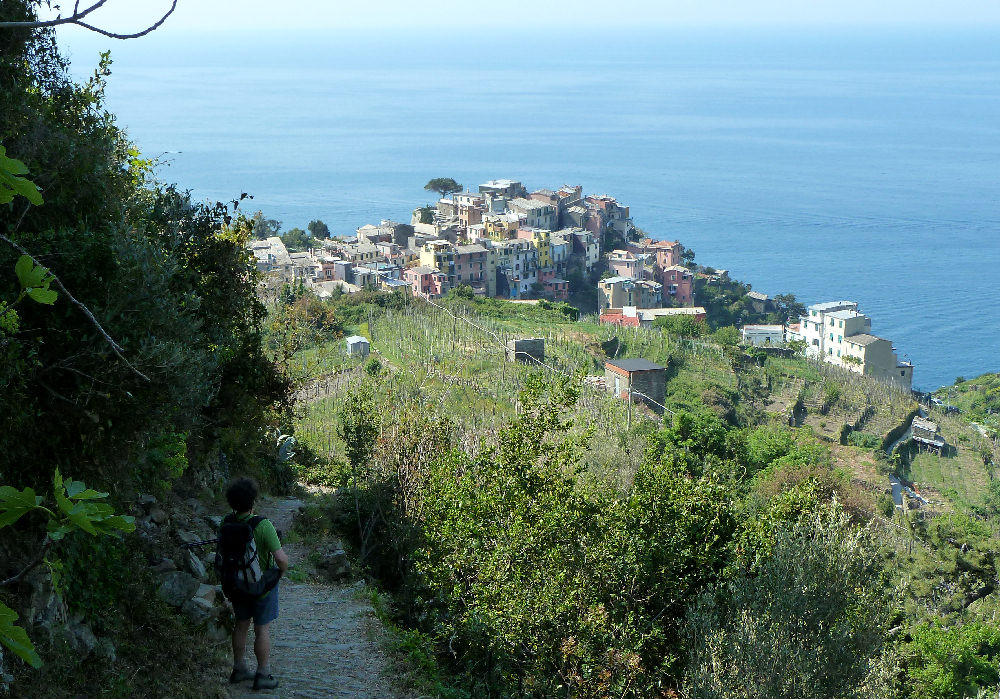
220,477,289,691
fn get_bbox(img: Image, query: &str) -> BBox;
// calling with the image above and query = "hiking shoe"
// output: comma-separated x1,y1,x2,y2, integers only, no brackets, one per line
229,667,254,683
253,673,279,690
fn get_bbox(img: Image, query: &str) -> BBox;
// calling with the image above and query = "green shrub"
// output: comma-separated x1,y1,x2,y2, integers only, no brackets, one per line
685,505,895,699
847,431,882,449
877,493,896,518
351,376,735,696
903,623,1000,699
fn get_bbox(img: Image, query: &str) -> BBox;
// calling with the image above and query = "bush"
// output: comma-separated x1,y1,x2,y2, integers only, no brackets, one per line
877,493,896,518
685,505,895,699
350,376,736,695
903,623,1000,699
655,314,705,337
847,431,882,449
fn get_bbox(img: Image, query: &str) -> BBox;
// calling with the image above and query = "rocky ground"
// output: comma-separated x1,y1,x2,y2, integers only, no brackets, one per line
226,496,406,699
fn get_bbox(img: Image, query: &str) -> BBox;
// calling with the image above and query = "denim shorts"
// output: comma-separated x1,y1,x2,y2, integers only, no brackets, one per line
233,583,279,625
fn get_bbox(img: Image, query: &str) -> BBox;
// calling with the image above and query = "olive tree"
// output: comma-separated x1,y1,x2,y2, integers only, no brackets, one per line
684,505,896,699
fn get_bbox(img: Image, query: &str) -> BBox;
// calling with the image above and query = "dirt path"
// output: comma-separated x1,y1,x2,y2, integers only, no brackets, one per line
228,497,404,699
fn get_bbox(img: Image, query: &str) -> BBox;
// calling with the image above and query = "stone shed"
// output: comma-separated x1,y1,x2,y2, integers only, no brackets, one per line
911,415,946,454
506,338,544,364
605,358,666,413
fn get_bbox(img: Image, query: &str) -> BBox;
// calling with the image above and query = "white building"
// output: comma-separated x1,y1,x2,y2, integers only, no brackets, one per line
250,237,293,280
635,306,707,326
795,300,861,357
741,324,785,346
790,301,913,391
508,198,557,231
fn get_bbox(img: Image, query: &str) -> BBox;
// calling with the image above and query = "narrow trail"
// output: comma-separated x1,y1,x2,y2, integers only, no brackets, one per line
228,496,405,699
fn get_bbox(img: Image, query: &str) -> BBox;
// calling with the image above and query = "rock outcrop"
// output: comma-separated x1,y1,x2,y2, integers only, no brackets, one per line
157,571,201,608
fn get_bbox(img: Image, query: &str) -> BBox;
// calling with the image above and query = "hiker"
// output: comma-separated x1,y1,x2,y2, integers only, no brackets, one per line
219,477,289,691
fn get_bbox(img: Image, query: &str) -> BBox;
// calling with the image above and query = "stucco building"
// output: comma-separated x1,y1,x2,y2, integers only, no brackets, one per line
790,301,913,390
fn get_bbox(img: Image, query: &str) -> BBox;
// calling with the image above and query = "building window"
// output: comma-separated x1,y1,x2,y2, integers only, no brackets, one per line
838,336,842,342
839,321,843,328
829,333,834,341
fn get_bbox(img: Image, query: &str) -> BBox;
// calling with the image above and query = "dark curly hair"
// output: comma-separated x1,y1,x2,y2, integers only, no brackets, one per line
225,477,259,513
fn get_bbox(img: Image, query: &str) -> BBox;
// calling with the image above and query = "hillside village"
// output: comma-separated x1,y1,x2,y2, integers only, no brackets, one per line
251,177,916,392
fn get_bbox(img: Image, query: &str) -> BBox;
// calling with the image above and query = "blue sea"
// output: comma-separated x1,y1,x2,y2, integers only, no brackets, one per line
62,27,1000,391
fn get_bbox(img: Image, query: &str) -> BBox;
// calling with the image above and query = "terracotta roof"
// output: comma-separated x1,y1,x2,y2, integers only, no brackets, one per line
599,312,640,327
606,358,665,372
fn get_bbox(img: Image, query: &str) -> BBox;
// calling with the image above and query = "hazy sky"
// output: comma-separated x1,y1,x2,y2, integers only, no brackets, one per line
49,0,1000,34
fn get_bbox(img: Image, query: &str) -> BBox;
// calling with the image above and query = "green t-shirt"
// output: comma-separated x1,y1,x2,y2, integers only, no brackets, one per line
233,512,281,572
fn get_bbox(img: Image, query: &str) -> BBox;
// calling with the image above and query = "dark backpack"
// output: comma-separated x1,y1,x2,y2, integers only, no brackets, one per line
214,514,281,604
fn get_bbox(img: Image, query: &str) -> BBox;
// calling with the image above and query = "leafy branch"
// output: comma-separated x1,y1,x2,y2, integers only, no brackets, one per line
0,146,43,207
0,144,150,380
0,471,135,667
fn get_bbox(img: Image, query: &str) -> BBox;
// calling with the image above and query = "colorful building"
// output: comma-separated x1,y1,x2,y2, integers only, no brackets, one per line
516,227,552,268
607,249,643,280
484,212,520,241
659,265,694,306
403,266,449,298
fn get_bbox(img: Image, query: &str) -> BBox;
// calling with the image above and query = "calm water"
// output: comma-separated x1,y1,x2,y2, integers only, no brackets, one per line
62,28,1000,391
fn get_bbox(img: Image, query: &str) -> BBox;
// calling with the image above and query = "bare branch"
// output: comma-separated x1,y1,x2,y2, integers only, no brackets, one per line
1,233,151,381
0,0,109,28
0,0,178,41
0,540,52,588
76,1,178,40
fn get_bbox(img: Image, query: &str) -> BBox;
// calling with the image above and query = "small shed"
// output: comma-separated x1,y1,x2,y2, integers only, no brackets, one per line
605,359,667,413
346,335,370,357
506,338,544,364
741,324,785,347
911,415,946,454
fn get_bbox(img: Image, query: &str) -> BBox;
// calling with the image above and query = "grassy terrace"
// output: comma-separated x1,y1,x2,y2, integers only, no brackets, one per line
292,296,926,453
909,450,987,511
291,296,950,510
903,410,997,512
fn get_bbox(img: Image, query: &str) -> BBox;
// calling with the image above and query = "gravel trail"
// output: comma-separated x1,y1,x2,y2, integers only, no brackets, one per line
228,497,404,699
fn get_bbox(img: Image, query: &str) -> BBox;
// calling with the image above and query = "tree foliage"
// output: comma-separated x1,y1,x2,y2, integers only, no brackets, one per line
424,177,462,198
684,505,895,699
345,375,735,696
307,219,330,239
0,471,135,668
281,226,310,252
0,5,294,680
901,623,1000,699
655,314,705,337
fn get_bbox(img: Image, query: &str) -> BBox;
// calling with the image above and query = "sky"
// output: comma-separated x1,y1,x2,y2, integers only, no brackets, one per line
47,0,1000,35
